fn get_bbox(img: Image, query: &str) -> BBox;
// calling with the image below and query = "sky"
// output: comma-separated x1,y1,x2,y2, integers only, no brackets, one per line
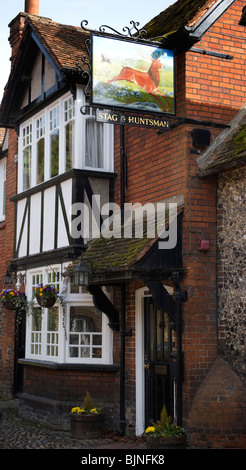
0,0,174,101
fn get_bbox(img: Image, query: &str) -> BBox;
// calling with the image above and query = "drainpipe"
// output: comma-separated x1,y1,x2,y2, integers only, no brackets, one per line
173,272,187,426
119,125,129,435
119,283,126,435
120,125,125,227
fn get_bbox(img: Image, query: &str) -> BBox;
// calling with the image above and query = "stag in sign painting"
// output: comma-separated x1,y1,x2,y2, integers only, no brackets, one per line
106,51,171,111
92,35,175,114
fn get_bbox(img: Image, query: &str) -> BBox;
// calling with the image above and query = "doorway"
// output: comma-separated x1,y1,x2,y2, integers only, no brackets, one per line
144,297,175,426
135,287,176,435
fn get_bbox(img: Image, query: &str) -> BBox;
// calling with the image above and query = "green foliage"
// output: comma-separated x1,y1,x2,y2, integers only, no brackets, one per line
160,405,172,427
145,405,185,437
83,391,93,411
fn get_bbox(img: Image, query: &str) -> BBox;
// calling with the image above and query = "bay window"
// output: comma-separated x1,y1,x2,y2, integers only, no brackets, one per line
25,266,113,365
18,89,114,193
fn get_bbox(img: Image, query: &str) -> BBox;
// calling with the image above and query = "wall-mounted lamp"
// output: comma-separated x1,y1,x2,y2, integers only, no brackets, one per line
3,270,13,285
3,267,25,288
73,258,93,287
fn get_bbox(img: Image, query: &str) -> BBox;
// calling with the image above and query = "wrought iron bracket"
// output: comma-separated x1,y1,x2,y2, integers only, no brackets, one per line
81,19,147,39
76,37,92,98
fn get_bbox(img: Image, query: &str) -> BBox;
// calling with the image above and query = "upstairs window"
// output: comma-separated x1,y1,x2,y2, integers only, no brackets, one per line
0,159,6,221
36,116,45,184
49,105,59,178
22,124,32,191
18,89,114,193
85,108,104,169
64,96,75,171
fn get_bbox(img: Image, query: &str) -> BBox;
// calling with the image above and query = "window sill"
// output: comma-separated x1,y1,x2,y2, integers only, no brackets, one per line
18,358,119,372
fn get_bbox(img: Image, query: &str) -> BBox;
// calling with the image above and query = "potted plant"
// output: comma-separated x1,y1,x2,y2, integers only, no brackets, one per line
34,283,59,308
70,392,105,439
144,405,187,449
0,289,26,311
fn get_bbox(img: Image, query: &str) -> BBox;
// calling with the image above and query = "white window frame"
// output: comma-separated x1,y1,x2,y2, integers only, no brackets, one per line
25,265,113,365
0,158,6,221
18,88,114,193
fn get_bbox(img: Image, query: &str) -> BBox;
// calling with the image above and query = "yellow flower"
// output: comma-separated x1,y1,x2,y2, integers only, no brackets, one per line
145,426,155,433
90,408,98,414
39,288,43,292
10,292,14,296
71,407,81,413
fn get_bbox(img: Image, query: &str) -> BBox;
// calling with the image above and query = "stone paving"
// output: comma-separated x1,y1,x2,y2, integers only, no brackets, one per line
0,400,146,450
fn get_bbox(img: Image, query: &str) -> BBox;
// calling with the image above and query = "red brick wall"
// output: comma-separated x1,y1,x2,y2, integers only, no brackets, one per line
0,128,18,398
23,365,119,404
112,0,246,444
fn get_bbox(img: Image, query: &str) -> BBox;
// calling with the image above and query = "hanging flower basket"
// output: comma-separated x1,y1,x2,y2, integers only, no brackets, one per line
34,284,58,308
0,289,26,311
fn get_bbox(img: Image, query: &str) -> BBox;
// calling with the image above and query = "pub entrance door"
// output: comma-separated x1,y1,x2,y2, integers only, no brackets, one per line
144,297,175,427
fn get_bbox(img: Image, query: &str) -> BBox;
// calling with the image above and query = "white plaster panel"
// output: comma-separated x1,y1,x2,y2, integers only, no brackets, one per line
16,198,28,258
29,192,41,255
57,179,72,248
43,186,55,251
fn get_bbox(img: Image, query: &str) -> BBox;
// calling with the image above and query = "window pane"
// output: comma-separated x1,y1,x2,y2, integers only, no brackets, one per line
50,130,59,178
69,306,102,360
31,307,42,356
32,308,42,331
23,146,31,190
47,306,59,331
66,121,75,171
85,111,104,168
37,138,45,184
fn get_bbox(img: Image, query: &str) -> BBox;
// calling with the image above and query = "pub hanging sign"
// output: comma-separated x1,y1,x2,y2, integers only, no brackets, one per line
91,33,175,116
96,109,170,129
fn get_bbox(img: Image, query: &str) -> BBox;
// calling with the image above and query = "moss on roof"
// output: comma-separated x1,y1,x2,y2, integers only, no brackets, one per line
206,124,246,170
143,0,215,39
84,234,156,271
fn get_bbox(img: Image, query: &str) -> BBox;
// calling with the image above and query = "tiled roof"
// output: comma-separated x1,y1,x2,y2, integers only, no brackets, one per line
66,205,183,275
197,104,246,175
27,15,88,73
143,0,218,39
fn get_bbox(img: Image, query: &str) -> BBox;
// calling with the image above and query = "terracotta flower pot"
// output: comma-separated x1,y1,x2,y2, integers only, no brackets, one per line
145,432,187,449
70,413,105,439
36,295,56,308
